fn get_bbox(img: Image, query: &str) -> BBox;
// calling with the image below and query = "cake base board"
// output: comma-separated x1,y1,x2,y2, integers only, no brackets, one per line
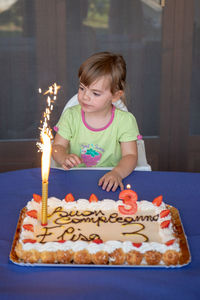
10,205,191,268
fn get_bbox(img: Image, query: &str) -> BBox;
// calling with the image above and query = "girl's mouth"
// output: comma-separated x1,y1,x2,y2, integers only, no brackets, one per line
81,103,92,109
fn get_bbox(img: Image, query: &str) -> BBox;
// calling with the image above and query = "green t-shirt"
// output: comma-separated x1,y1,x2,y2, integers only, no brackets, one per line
56,105,139,168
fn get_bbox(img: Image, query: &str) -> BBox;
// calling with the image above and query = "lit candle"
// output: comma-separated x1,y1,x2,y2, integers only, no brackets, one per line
118,184,138,215
41,130,52,225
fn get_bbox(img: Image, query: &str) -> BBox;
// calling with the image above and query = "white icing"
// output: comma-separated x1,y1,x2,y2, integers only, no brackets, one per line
26,200,40,210
23,216,38,226
20,239,180,253
21,230,34,240
87,243,104,254
137,200,155,211
71,241,88,252
104,241,122,253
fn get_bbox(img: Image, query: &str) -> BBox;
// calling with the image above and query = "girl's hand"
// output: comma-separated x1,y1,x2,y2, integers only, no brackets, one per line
62,154,82,170
98,170,124,192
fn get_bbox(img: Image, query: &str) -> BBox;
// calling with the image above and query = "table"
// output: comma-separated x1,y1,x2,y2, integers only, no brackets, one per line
0,168,200,300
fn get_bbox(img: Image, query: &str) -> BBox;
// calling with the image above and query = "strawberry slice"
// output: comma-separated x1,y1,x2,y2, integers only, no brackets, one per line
23,224,34,232
132,243,142,248
22,239,36,244
165,239,175,246
160,220,170,229
65,193,75,202
26,210,37,219
92,239,103,244
152,195,163,206
89,194,98,202
160,209,170,218
33,194,42,203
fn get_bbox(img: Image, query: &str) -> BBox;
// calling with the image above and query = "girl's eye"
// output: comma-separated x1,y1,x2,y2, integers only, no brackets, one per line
93,92,100,96
79,86,84,91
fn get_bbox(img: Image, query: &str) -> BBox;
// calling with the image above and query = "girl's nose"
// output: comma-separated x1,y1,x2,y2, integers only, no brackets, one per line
83,89,90,101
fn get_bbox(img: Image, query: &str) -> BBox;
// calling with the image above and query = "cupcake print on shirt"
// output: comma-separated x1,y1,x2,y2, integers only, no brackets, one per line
80,144,104,167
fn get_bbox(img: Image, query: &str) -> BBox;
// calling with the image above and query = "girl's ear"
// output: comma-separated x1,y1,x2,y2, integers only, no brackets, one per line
112,90,124,103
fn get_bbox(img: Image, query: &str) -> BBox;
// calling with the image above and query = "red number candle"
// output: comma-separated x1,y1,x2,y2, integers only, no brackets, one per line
118,185,138,215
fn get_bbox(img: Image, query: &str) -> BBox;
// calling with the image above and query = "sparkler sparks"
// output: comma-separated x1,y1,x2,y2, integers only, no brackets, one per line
37,83,61,149
43,83,61,96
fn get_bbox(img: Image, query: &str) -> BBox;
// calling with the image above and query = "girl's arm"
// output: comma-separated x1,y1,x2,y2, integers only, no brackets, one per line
52,133,82,170
98,140,138,192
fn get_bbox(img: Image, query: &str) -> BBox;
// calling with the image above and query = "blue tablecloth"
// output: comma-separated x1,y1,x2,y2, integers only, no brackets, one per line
0,168,200,300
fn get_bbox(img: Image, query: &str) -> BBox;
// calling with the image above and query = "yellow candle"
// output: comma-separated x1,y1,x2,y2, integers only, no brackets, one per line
41,131,52,225
42,181,48,225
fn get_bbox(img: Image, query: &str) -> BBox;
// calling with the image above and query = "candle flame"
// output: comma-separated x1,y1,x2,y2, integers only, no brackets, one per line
126,184,131,189
41,130,52,182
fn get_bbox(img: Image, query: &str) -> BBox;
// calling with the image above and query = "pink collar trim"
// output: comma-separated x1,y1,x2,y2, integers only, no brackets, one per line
81,106,115,132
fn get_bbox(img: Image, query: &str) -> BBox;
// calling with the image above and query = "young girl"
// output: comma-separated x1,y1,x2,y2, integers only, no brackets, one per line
52,52,139,192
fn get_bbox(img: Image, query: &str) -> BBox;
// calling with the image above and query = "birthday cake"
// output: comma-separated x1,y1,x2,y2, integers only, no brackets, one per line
12,189,190,266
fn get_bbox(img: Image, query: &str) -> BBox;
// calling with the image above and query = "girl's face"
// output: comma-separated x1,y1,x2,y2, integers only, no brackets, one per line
78,76,120,114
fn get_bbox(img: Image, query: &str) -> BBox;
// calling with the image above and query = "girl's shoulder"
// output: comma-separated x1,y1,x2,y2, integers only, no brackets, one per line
62,104,81,117
115,107,136,120
114,108,139,138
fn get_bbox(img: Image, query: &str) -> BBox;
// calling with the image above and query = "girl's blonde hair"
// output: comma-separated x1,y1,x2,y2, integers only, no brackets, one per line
78,52,126,99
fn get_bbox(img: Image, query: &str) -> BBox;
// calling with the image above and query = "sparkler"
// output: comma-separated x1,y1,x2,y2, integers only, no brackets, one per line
37,83,61,225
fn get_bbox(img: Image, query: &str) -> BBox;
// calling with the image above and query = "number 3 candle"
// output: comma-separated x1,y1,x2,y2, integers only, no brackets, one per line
118,185,138,215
